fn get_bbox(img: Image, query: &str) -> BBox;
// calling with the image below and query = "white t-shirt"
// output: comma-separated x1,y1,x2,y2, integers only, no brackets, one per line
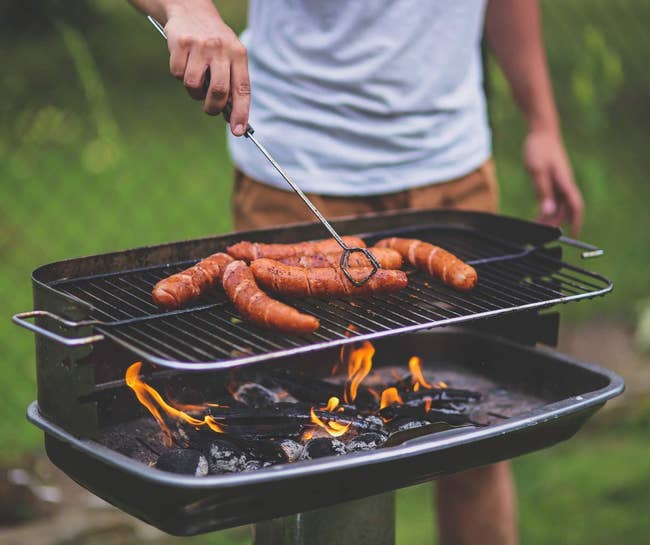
227,0,491,196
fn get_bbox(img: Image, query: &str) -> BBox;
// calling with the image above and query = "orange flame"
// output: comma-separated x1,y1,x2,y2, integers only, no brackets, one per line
126,362,225,447
379,387,404,410
344,341,375,403
306,397,351,438
408,356,432,390
334,324,359,376
424,397,432,412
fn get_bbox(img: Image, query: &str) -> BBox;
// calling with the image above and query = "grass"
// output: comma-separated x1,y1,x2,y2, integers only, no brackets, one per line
0,1,648,542
181,422,650,545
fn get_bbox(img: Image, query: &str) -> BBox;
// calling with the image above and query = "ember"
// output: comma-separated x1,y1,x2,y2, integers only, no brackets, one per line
126,340,482,475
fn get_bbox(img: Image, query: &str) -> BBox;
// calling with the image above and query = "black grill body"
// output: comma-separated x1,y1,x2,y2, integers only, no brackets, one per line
28,330,623,535
16,210,622,535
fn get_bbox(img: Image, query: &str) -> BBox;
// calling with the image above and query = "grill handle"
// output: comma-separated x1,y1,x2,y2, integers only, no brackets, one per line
558,236,604,259
12,311,105,346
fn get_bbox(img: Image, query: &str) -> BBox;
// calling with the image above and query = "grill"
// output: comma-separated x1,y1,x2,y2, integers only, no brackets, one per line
14,209,623,540
15,209,611,370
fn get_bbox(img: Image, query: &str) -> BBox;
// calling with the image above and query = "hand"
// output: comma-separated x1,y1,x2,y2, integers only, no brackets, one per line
164,1,250,135
523,130,583,236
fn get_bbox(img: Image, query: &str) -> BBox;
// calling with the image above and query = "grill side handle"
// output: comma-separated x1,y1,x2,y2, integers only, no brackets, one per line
12,311,105,346
558,236,604,259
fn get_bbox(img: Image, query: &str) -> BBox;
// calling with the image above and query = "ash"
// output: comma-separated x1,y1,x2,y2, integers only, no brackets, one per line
108,361,546,476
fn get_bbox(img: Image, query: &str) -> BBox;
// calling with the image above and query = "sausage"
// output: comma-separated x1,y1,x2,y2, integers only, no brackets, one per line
227,236,366,261
375,237,477,291
279,247,403,269
250,259,408,298
222,261,320,334
152,253,233,309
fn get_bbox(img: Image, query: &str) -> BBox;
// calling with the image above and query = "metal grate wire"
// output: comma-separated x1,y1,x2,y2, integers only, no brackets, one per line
49,226,612,370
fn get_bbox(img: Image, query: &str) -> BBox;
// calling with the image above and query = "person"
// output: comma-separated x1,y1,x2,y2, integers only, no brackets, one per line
130,1,584,543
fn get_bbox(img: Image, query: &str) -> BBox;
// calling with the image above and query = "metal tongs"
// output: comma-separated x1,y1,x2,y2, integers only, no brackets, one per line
147,17,380,286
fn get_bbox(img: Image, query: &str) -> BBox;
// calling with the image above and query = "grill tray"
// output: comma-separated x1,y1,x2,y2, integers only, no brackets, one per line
23,210,612,371
27,330,624,535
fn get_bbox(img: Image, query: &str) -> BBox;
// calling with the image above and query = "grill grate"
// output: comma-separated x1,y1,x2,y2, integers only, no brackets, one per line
49,226,611,370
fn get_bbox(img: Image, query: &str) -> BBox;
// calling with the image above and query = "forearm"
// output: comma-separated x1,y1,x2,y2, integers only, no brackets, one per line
127,0,219,25
485,0,559,134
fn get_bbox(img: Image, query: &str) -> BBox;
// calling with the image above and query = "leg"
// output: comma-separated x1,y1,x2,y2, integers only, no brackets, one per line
436,462,517,545
412,161,515,545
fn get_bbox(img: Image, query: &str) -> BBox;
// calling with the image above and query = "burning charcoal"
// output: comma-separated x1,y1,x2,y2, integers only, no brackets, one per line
206,439,248,474
300,438,347,460
401,387,481,404
345,432,387,453
155,449,208,477
248,439,291,465
276,439,304,463
234,383,279,408
243,460,263,472
362,415,384,429
386,419,431,434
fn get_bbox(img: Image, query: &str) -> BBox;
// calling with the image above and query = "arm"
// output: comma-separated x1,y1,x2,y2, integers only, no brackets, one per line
485,0,583,235
128,0,250,136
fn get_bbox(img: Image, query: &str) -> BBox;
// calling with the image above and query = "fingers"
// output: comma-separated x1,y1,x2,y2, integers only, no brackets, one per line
531,168,557,225
164,18,250,127
184,47,209,101
204,61,230,115
552,164,584,236
169,37,190,81
229,45,251,136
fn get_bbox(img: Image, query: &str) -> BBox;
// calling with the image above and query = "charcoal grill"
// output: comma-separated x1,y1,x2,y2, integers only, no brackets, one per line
13,209,623,539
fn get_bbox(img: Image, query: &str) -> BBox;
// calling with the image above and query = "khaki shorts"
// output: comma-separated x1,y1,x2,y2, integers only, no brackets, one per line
232,160,499,231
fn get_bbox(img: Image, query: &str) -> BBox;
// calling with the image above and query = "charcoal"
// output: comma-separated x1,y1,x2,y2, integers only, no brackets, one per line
386,419,431,434
362,415,384,429
248,439,290,464
276,439,304,463
378,404,471,424
243,460,262,472
345,432,387,453
300,438,347,460
234,383,279,408
206,439,248,474
155,449,208,477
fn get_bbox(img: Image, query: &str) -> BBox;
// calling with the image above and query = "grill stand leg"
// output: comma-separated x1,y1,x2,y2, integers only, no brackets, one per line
252,492,395,545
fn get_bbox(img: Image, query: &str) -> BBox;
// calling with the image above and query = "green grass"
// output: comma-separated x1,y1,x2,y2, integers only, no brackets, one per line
181,424,650,545
0,1,648,542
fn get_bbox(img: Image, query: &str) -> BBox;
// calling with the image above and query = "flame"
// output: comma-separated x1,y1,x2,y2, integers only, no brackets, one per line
379,387,404,410
323,396,340,412
126,362,225,447
303,396,351,439
344,341,375,403
408,356,432,390
436,381,448,389
424,397,432,412
334,324,359,375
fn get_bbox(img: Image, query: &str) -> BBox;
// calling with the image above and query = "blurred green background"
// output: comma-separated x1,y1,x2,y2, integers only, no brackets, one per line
1,1,649,544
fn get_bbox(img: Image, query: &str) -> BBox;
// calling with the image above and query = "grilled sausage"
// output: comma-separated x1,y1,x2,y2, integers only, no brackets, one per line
227,236,366,261
279,247,403,269
250,259,408,298
152,253,233,309
375,237,477,291
222,261,320,334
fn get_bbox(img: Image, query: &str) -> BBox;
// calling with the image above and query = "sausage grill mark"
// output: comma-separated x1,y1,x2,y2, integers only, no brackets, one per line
376,237,477,291
250,259,408,298
152,252,234,309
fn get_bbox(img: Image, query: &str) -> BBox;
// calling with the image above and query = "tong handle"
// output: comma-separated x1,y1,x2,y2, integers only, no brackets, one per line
146,15,379,285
